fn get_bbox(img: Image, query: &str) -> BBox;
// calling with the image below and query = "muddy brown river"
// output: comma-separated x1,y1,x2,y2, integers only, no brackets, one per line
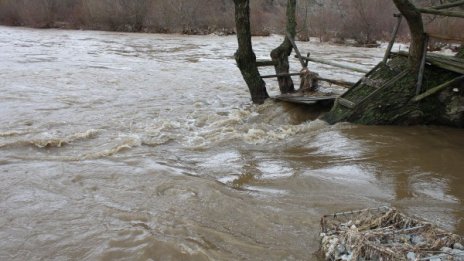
0,26,463,260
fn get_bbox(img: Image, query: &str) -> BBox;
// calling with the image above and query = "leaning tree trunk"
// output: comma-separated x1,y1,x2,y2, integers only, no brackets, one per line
270,0,297,94
392,0,426,73
233,0,269,104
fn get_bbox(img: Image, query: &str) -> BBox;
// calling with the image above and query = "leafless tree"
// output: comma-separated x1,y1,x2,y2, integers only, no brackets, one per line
233,0,269,104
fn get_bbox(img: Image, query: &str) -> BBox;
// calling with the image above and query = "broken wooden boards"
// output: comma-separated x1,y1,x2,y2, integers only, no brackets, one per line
273,93,338,105
323,55,464,127
393,51,464,75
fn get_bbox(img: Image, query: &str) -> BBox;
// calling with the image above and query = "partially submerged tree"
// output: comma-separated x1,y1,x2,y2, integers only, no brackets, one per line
392,0,426,72
270,0,297,94
233,0,301,102
233,0,269,104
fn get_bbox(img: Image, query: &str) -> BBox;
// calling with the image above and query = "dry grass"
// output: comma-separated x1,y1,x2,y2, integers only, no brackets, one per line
0,0,462,44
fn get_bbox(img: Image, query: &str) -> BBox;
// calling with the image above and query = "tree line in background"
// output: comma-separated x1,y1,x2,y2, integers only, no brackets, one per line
0,0,463,45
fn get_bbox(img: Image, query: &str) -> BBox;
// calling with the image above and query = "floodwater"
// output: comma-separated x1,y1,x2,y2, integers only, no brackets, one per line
0,26,463,260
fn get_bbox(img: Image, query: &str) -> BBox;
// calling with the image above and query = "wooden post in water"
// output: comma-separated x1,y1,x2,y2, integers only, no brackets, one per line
286,32,307,69
285,34,321,92
416,34,429,95
383,14,403,64
304,53,310,68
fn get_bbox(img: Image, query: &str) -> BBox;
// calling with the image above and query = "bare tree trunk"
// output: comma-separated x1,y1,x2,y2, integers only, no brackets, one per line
270,0,297,94
233,0,269,104
392,0,425,73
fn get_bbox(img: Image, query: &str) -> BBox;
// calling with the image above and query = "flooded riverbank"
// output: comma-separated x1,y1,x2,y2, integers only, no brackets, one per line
0,26,463,260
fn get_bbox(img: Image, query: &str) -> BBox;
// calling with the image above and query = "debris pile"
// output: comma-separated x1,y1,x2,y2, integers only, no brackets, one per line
319,207,464,261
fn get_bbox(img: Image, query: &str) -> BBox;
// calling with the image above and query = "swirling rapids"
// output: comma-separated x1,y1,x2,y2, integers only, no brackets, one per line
1,26,463,260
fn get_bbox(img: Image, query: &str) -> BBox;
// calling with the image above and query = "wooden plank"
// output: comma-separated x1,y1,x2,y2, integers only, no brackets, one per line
427,54,464,66
339,62,384,98
261,73,355,88
416,34,429,95
273,94,338,105
298,56,369,73
289,100,317,105
432,55,464,63
273,96,317,105
355,70,409,108
427,58,464,74
275,95,338,101
318,77,355,88
286,32,307,68
393,51,464,74
412,75,464,102
418,8,464,18
304,53,310,67
338,97,356,109
256,59,275,67
430,0,464,10
295,96,338,101
362,77,383,88
261,72,302,78
383,14,403,64
396,51,463,63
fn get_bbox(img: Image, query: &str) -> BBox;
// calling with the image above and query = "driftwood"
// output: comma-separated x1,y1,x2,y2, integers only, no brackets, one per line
320,207,464,261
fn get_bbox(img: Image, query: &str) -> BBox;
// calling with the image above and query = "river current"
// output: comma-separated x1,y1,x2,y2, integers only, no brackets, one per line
0,26,463,260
